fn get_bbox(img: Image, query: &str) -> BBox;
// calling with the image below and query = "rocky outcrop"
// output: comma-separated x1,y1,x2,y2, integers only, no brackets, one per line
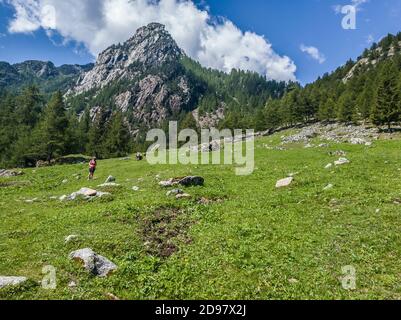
68,23,196,125
69,248,117,277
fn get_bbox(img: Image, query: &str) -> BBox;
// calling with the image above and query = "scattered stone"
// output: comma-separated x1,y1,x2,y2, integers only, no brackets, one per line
323,184,334,191
276,177,293,188
105,292,120,300
176,193,191,199
350,137,367,145
65,235,79,244
69,248,117,277
24,198,38,204
61,188,108,201
159,179,175,187
376,209,381,214
68,281,77,288
96,192,111,198
166,189,183,197
132,186,140,191
0,169,24,178
80,188,98,197
98,183,120,188
304,143,314,148
334,158,350,166
288,278,299,284
0,276,28,288
159,176,205,188
105,176,116,183
62,179,68,184
49,196,58,200
178,176,204,187
325,163,333,169
330,150,347,157
365,142,373,146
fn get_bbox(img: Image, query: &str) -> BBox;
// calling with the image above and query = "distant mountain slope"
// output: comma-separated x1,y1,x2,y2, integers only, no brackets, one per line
262,32,401,130
0,60,94,94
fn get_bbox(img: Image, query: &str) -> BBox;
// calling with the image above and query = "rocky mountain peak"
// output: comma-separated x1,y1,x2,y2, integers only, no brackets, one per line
70,23,183,95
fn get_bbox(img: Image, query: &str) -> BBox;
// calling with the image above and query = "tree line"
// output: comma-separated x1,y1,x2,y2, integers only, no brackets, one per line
1,33,401,168
252,33,401,131
0,87,131,168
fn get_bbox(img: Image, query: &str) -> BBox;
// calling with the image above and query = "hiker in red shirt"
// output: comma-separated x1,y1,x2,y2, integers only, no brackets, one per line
88,157,97,180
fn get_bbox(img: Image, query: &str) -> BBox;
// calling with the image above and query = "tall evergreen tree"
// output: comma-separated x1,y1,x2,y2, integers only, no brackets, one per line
34,91,69,161
86,107,109,158
102,111,131,158
371,61,401,130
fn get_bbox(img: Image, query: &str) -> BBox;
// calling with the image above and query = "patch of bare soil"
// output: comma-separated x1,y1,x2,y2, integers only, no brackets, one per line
140,207,194,258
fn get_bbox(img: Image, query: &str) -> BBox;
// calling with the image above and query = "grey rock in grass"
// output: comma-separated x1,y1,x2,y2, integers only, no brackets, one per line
65,235,79,244
0,276,28,288
159,176,205,188
276,177,293,188
0,170,24,178
325,163,333,169
166,189,183,197
105,176,116,183
178,176,204,187
323,184,334,191
98,182,120,188
334,158,350,166
350,137,367,145
69,248,117,277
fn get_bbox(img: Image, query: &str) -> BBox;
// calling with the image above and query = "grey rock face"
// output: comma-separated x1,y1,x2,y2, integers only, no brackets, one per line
68,23,194,126
0,276,28,288
69,248,117,277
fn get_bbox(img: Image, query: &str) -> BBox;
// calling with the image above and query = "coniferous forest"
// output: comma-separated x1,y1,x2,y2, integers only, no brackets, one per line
1,33,401,168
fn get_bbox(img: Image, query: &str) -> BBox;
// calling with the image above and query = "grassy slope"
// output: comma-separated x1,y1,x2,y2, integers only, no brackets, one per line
1,130,401,300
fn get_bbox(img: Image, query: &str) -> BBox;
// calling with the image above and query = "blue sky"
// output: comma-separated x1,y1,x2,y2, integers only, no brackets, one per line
1,0,401,84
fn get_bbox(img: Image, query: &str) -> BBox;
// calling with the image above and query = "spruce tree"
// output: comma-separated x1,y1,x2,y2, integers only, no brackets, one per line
337,92,356,123
86,107,109,158
371,61,401,130
102,111,131,158
34,91,68,161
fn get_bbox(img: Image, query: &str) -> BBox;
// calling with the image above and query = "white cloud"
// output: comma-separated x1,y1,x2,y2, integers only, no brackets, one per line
333,0,369,14
4,0,297,82
300,44,326,64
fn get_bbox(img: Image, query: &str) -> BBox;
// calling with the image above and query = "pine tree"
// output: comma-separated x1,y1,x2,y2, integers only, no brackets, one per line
34,91,69,161
337,92,356,123
318,97,335,122
371,61,401,130
102,111,131,158
77,109,91,153
86,107,109,158
264,99,282,129
16,85,43,128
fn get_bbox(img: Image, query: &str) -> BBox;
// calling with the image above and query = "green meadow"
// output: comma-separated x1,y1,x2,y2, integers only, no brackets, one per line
1,129,401,300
